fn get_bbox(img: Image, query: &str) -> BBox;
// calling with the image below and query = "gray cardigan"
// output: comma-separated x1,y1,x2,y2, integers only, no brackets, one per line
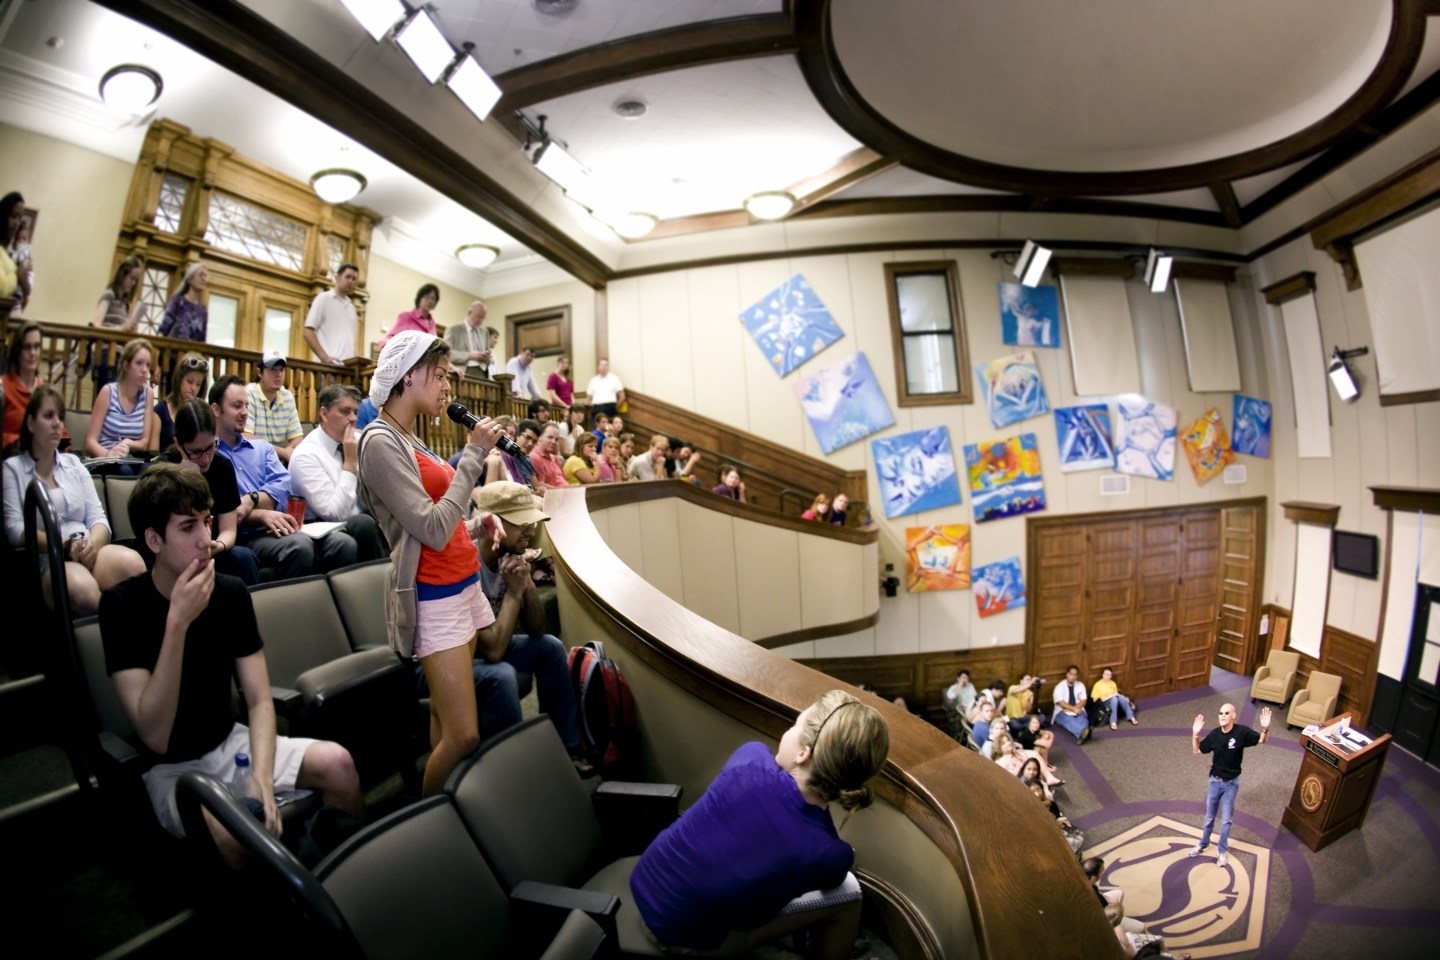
357,419,486,658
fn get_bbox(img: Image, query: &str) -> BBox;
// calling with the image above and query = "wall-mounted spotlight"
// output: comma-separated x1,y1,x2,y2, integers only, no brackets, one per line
1144,248,1174,293
1328,346,1368,402
340,0,406,40
395,8,454,83
455,244,500,269
447,48,502,122
309,169,368,204
1013,240,1052,287
99,64,162,113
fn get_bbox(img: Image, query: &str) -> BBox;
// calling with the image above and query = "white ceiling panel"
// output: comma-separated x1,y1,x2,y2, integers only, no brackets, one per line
831,166,1009,199
1230,158,1315,208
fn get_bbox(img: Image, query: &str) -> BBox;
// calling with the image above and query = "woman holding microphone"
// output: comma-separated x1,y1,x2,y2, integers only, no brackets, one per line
357,331,505,795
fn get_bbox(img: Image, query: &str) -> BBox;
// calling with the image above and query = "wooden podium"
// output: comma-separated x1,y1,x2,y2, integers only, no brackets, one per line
1281,713,1391,851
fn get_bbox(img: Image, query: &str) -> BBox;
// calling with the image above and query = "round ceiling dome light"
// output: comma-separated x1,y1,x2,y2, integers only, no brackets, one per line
610,211,658,239
99,64,162,113
309,169,368,204
743,190,796,221
533,0,579,15
613,98,648,119
455,243,501,269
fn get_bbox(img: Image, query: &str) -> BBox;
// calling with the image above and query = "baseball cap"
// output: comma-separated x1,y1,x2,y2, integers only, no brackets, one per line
472,481,550,525
260,349,287,368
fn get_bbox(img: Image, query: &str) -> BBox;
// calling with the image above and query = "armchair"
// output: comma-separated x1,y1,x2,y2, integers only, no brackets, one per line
1288,671,1342,729
1250,649,1300,706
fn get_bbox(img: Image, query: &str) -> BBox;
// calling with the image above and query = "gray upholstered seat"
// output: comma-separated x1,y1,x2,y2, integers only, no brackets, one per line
103,475,137,543
326,559,392,651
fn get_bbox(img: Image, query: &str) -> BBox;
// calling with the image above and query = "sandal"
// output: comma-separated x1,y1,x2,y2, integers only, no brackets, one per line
1110,722,1118,730
1130,718,1139,725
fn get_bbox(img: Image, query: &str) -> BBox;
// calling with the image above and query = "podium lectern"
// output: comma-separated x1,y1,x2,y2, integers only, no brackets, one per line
1281,713,1390,852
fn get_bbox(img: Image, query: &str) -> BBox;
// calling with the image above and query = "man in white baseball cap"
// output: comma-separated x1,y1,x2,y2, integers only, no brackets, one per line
245,349,303,465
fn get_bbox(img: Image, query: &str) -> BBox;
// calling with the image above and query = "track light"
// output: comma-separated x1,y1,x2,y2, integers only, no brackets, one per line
340,0,406,40
396,9,454,83
309,169,367,204
99,64,162,113
1328,346,1368,402
455,244,500,269
1144,248,1174,293
1014,240,1052,288
744,191,797,220
447,53,502,122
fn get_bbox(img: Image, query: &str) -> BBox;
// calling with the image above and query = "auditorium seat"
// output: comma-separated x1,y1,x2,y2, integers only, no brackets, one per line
103,476,137,545
326,559,391,651
1287,671,1343,729
1250,649,1300,706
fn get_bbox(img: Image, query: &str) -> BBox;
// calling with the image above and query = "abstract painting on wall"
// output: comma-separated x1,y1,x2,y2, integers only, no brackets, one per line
793,352,896,454
1054,404,1114,473
962,433,1047,522
1114,395,1178,481
872,426,963,519
975,351,1050,429
999,282,1061,348
905,524,972,593
1231,395,1272,458
973,556,1026,618
1180,407,1236,485
740,274,845,377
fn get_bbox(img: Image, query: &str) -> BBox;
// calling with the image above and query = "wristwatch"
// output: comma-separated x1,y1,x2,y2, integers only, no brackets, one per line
248,491,259,508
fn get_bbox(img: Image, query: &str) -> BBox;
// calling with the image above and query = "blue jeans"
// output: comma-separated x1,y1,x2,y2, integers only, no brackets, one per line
215,545,260,585
1103,695,1134,722
1053,707,1089,740
1199,776,1240,855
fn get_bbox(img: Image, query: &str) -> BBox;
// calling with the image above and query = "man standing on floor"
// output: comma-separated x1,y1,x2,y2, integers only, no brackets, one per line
1190,703,1271,868
303,263,359,365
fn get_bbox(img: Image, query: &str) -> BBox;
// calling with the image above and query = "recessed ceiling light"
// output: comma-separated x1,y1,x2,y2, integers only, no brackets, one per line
610,212,658,239
99,64,162,113
310,169,368,204
340,0,406,41
455,244,500,269
613,98,647,119
744,191,796,221
447,54,502,122
396,9,454,84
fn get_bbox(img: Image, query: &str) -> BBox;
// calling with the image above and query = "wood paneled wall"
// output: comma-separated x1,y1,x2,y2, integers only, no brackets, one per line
1263,603,1380,724
799,646,1028,729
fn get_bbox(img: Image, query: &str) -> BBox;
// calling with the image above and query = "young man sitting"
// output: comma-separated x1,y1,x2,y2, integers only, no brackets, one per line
100,464,361,865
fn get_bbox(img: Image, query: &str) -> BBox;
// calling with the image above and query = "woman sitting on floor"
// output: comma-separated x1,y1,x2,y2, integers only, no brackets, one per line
1091,667,1139,730
1015,713,1061,779
993,733,1026,775
1029,780,1084,859
1017,757,1055,802
982,717,1008,759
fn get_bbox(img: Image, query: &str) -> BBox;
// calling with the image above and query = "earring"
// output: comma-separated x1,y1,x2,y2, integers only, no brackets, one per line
405,379,413,387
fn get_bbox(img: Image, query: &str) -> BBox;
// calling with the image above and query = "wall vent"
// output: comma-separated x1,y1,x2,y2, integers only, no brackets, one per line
1100,474,1130,496
1224,464,1248,484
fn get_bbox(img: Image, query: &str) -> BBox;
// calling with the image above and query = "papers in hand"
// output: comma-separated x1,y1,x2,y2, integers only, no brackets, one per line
297,521,343,539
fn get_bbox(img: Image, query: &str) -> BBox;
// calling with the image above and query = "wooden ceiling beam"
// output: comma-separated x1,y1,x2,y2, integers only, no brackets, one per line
785,147,897,210
1210,182,1244,228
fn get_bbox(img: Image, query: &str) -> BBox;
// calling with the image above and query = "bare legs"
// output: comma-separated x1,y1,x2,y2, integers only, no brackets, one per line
418,642,480,796
53,545,146,616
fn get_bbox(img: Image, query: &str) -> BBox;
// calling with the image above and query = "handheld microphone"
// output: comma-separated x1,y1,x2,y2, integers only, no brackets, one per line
447,403,524,457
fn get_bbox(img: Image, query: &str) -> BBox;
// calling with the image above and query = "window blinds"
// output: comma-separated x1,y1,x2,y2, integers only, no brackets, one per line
1279,294,1332,459
1060,274,1141,396
1174,278,1241,392
1355,203,1440,399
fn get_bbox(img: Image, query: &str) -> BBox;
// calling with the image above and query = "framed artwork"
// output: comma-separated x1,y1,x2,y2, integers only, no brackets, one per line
962,433,1046,522
1180,407,1236,485
973,557,1026,618
999,282,1060,348
793,352,895,454
1054,404,1114,472
740,274,844,377
1232,395,1272,458
872,426,963,519
975,350,1050,429
905,524,972,593
1114,395,1177,481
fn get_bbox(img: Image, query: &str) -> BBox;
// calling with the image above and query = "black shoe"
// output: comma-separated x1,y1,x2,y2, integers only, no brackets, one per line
1078,727,1091,745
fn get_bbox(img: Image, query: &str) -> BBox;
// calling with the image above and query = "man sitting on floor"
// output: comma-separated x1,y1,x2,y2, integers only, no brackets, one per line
1052,664,1092,744
100,464,361,865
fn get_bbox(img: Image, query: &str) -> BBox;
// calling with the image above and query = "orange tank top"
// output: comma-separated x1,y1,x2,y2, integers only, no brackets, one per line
413,448,480,587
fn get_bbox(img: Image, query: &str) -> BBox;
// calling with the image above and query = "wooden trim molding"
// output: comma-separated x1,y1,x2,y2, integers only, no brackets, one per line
854,869,944,960
1261,271,1318,305
1171,262,1238,283
1050,257,1138,278
1282,501,1342,526
755,613,881,650
883,260,972,408
1310,145,1440,290
1370,486,1440,513
1377,388,1440,408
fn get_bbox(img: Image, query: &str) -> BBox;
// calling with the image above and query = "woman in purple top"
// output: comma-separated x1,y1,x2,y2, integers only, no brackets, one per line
545,354,574,407
630,690,889,958
159,262,210,342
712,464,746,502
380,283,439,347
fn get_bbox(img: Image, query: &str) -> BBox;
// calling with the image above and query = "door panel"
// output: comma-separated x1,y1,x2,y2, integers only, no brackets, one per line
1172,513,1221,691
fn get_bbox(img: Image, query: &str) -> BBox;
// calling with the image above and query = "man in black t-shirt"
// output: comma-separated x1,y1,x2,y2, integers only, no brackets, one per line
1188,702,1271,868
101,464,361,865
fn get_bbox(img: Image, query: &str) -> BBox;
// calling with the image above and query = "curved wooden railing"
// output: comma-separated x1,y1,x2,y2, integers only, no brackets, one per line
544,486,1121,960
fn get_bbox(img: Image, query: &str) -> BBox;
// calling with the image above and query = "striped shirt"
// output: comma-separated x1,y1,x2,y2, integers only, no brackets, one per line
98,381,150,449
245,382,302,447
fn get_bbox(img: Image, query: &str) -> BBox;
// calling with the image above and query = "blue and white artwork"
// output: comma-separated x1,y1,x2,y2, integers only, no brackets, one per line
740,274,845,377
1232,395,1272,458
973,557,1026,618
1114,395,1178,481
1054,404,1114,473
999,283,1061,348
976,351,1050,429
871,427,963,519
793,352,895,454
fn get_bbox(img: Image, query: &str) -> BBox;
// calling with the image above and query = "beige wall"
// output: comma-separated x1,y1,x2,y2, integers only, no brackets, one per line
362,253,484,352
1,123,134,327
480,279,597,397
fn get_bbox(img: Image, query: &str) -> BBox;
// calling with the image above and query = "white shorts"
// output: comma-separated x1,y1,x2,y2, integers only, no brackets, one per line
414,580,496,659
142,722,316,837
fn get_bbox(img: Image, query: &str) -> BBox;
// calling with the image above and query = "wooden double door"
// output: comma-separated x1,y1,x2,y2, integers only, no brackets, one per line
1026,500,1265,702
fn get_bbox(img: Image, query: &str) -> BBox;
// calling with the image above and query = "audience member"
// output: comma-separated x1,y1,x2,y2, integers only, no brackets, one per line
443,307,496,380
302,263,359,364
3,321,66,451
558,403,588,456
528,422,567,490
942,669,976,743
545,354,574,407
829,492,848,526
629,691,888,958
507,346,542,400
355,397,379,430
3,386,145,614
669,441,701,480
968,701,996,753
100,464,361,862
590,410,610,442
983,718,1007,759
627,433,670,481
526,398,551,424
244,350,303,465
801,492,830,521
563,432,601,485
1015,713,1063,785
713,464,746,501
1083,857,1131,915
584,358,625,418
970,679,1006,723
617,432,636,462
158,398,260,584
1017,757,1053,802
1105,904,1137,959
1092,667,1139,730
486,418,539,490
379,283,439,346
1052,664,1092,744
158,262,209,342
86,337,159,459
609,414,626,437
90,256,143,387
286,384,385,561
1028,780,1084,859
480,415,520,485
3,192,32,312
597,436,622,482
1005,674,1042,724
156,353,208,453
993,733,1026,775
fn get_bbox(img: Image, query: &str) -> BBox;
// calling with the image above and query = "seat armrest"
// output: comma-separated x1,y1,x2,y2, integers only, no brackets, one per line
352,644,390,653
594,781,682,856
294,648,407,714
1291,689,1311,708
271,686,303,722
511,880,619,943
98,730,141,767
1254,666,1271,682
538,910,607,960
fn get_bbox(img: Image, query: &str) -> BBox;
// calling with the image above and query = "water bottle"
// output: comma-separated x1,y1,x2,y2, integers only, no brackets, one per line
230,752,265,822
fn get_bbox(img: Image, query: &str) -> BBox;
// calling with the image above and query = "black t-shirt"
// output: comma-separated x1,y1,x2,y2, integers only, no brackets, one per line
158,448,240,533
100,573,262,763
1014,726,1038,750
1199,723,1262,780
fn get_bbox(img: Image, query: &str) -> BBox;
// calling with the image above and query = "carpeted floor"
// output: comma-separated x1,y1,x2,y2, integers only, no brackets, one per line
1044,667,1440,959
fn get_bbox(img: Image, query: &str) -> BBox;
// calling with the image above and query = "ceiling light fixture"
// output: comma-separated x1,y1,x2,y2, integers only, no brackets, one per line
455,244,501,269
340,0,406,40
1328,346,1368,403
613,98,647,119
534,0,581,14
309,169,368,204
744,191,797,221
533,139,589,193
447,50,502,122
99,64,162,113
395,9,454,84
1013,240,1052,288
1144,247,1174,293
609,212,658,240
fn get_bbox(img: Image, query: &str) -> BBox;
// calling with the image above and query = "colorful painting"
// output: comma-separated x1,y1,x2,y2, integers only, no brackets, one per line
999,283,1061,348
1054,404,1114,473
793,352,896,454
1180,407,1236,485
740,274,844,377
973,557,1026,618
905,524,972,593
872,427,963,519
1114,395,1178,481
975,351,1050,429
1232,395,1272,458
962,433,1047,522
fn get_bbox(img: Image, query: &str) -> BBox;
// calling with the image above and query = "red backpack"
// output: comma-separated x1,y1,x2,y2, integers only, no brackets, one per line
567,641,637,775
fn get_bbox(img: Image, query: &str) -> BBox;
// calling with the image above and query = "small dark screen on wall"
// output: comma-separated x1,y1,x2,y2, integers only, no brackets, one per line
1333,531,1379,579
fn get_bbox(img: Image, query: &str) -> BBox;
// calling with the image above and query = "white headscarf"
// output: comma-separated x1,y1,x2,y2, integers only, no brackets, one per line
370,330,438,408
